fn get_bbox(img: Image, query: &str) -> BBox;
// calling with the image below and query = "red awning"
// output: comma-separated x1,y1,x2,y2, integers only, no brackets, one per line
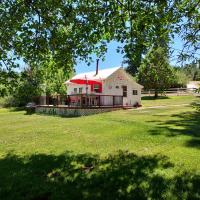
69,79,101,85
69,79,102,93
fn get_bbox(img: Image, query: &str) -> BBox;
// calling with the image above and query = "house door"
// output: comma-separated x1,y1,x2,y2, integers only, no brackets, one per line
122,86,127,97
122,86,128,106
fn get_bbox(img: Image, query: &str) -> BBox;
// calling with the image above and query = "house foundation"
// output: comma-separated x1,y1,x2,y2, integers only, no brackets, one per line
36,106,122,117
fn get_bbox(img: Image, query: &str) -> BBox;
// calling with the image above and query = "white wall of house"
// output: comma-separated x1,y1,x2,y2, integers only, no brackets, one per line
187,81,200,89
102,68,142,106
67,84,90,95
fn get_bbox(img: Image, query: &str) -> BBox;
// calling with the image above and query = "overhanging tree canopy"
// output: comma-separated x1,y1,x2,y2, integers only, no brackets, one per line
0,0,199,78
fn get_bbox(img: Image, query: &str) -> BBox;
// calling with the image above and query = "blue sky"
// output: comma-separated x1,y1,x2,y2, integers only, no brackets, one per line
75,41,124,74
75,35,185,74
15,33,198,73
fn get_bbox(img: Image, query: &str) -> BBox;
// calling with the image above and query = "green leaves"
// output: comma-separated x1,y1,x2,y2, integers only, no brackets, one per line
137,47,175,97
0,0,109,73
0,0,199,88
41,58,72,96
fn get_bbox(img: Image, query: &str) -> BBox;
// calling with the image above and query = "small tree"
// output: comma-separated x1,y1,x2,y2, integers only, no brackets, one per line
41,60,73,96
137,47,175,98
13,66,42,106
172,68,189,88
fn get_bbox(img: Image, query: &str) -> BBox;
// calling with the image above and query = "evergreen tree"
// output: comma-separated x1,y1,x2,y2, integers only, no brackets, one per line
137,47,175,98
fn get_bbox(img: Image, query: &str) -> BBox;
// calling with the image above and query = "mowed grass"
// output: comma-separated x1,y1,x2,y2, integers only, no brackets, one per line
141,95,196,107
0,95,200,199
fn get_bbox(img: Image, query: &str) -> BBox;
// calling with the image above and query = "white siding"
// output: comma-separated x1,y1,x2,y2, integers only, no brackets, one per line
102,69,142,106
67,84,90,95
187,81,200,89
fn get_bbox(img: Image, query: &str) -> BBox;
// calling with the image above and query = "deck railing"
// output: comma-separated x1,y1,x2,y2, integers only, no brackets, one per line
37,94,123,108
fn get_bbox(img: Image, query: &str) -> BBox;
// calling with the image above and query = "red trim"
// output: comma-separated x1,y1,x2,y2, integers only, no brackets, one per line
70,79,102,93
69,79,101,85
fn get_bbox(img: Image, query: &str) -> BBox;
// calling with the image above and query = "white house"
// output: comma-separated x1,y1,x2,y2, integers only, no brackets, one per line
186,81,200,90
65,66,143,107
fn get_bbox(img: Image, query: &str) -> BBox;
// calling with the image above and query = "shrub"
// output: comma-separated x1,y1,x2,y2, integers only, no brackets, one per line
0,96,17,108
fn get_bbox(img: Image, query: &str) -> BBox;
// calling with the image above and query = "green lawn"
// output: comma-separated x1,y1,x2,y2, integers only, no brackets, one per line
0,95,200,199
141,95,196,107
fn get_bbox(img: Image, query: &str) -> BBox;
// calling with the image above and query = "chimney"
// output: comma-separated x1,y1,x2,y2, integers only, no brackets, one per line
96,59,99,75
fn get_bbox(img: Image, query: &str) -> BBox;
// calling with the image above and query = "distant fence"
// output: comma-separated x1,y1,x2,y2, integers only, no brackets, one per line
141,88,197,96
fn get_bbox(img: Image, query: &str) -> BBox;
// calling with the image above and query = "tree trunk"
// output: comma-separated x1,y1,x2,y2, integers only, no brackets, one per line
154,89,158,98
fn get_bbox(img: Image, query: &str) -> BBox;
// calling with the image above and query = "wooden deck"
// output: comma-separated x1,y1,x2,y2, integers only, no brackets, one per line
39,94,124,108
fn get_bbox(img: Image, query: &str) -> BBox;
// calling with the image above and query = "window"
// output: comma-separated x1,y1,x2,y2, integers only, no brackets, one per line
133,90,138,95
74,88,77,94
79,88,83,94
116,86,119,89
122,86,127,97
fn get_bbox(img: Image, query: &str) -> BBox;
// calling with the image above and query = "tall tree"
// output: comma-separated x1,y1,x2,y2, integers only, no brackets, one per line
126,0,170,75
105,0,179,75
137,47,175,98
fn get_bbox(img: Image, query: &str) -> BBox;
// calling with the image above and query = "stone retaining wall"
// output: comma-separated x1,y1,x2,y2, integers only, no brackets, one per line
36,106,121,117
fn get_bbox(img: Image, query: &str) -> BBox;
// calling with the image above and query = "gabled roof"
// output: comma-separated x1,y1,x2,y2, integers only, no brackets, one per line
122,70,144,89
65,66,143,88
65,66,121,84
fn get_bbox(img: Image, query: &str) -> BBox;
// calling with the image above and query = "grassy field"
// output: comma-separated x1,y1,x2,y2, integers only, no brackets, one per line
0,95,200,199
141,95,196,107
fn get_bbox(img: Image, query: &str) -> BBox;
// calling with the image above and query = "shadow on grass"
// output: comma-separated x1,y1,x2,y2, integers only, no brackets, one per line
142,96,169,100
8,107,25,112
7,107,37,116
0,151,199,200
149,107,200,149
7,107,39,116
